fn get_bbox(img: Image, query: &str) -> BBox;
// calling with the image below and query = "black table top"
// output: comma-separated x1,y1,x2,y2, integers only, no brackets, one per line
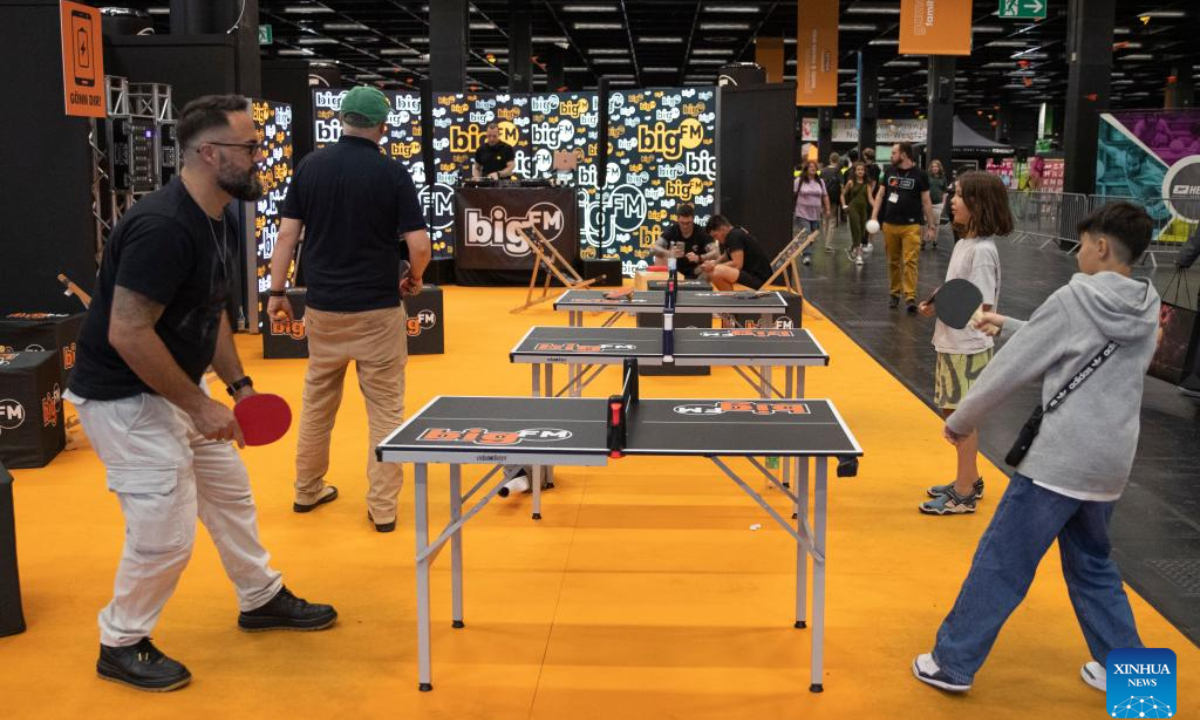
377,395,861,464
554,289,788,313
510,326,829,366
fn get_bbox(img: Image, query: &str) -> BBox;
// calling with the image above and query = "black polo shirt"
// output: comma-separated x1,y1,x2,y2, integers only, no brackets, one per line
474,140,514,176
281,135,427,313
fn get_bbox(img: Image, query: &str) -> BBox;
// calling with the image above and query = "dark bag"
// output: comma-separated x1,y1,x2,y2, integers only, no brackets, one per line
1005,341,1118,466
1148,270,1199,385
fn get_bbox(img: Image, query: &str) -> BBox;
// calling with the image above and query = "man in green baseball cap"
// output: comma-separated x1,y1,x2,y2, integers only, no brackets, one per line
269,84,430,533
338,85,392,127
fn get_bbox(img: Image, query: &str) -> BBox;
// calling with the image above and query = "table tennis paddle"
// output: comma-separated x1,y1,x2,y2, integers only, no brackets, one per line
929,278,984,330
233,393,292,446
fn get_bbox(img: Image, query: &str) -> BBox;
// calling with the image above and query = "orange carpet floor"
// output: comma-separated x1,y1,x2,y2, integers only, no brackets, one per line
2,285,1196,719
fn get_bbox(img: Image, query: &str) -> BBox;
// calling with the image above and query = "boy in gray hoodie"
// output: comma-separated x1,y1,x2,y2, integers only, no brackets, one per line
912,202,1161,694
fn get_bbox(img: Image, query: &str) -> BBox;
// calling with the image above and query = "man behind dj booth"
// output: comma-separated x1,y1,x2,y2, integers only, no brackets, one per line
652,204,719,279
472,122,515,180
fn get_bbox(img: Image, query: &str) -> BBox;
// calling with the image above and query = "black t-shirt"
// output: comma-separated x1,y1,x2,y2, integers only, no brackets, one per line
723,227,772,281
660,223,712,277
70,177,235,400
880,165,931,225
282,135,427,313
474,140,515,176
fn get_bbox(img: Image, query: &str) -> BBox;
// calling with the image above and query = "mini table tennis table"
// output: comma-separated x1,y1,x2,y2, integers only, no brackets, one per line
509,326,831,517
377,382,862,695
554,289,790,328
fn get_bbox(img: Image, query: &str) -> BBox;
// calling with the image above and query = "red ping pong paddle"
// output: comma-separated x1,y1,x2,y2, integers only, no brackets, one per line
233,393,292,446
929,279,985,330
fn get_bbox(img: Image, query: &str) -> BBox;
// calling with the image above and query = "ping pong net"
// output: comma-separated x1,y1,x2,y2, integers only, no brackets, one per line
606,358,640,458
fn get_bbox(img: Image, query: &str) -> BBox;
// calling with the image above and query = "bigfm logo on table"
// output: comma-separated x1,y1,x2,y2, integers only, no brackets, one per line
1107,648,1176,718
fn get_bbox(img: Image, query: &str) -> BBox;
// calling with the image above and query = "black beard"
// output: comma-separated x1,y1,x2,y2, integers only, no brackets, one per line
218,166,263,201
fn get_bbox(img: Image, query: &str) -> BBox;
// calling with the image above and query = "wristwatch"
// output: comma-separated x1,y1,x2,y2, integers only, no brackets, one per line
226,376,254,397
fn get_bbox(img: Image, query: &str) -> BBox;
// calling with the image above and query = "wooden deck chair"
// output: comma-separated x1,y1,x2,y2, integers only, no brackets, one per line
760,230,819,296
510,224,601,313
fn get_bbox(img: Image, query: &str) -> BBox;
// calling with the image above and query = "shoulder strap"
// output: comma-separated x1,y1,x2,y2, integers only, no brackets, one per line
1044,342,1118,414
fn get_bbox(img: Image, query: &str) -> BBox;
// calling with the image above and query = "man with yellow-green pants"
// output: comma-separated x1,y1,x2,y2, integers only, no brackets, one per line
869,142,938,313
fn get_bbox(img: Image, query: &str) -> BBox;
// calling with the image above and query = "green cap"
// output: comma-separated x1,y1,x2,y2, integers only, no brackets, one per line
339,86,391,125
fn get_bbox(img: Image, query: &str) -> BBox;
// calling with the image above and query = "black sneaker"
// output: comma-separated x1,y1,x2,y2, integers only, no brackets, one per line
367,509,396,533
906,299,918,314
889,295,901,309
238,586,338,632
97,638,191,692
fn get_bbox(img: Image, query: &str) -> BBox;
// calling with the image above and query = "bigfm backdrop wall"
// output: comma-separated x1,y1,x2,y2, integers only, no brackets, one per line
430,91,601,261
597,87,717,276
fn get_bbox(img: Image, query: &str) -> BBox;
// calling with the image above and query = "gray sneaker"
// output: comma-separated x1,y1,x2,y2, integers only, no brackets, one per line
927,477,984,500
919,487,979,515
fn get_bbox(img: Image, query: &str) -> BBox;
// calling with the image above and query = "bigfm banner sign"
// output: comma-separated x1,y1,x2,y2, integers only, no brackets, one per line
250,100,293,301
430,92,601,260
310,90,436,253
596,87,717,276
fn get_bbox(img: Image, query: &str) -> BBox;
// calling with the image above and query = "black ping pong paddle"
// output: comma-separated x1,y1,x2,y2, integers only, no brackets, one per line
929,279,984,330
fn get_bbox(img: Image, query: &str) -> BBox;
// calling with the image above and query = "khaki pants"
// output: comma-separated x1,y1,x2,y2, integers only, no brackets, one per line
67,390,282,647
884,223,921,301
295,305,407,523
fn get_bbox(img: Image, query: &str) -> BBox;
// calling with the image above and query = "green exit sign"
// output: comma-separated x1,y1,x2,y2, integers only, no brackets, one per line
999,0,1047,19
258,24,273,46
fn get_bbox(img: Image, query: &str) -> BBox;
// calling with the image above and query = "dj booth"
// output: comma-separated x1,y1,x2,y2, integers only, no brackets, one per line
453,180,579,286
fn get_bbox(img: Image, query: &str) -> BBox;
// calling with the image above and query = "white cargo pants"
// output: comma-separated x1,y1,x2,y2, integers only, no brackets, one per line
67,390,282,647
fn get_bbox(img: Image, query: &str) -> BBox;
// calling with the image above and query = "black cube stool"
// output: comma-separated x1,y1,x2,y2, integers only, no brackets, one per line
0,461,24,637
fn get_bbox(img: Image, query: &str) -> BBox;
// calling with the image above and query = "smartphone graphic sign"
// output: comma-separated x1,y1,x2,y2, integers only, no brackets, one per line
60,1,106,117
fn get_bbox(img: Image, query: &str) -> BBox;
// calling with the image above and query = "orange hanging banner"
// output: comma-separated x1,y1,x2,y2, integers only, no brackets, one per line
756,37,785,84
60,0,106,118
899,0,974,56
796,0,839,107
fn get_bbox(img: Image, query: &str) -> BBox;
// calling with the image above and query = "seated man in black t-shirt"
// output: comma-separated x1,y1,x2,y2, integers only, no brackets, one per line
652,203,718,278
472,122,515,180
701,215,774,290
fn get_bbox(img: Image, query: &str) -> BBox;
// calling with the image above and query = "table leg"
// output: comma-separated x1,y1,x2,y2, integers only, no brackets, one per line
545,363,556,488
795,455,808,629
532,363,541,398
532,464,543,520
810,457,828,693
783,367,793,490
450,464,464,629
414,463,433,692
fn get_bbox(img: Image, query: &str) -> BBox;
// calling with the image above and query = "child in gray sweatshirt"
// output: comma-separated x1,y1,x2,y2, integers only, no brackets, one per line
912,202,1161,694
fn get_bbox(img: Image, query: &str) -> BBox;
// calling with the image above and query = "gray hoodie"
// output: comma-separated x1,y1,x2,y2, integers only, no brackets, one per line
947,271,1161,501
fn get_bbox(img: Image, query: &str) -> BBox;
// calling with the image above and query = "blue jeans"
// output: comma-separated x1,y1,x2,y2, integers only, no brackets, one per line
932,473,1143,685
794,217,820,257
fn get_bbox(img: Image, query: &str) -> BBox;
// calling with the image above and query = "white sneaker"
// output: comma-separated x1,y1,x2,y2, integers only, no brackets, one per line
864,243,875,254
855,251,864,266
1081,661,1106,692
912,653,971,693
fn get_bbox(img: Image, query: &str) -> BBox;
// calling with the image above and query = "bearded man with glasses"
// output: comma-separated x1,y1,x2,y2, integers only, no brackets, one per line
66,95,337,693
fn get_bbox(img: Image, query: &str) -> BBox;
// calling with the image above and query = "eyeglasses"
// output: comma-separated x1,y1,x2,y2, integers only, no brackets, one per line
202,141,260,156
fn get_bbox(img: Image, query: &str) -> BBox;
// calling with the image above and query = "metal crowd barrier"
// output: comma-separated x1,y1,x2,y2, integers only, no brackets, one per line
1006,190,1198,268
1008,190,1089,252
